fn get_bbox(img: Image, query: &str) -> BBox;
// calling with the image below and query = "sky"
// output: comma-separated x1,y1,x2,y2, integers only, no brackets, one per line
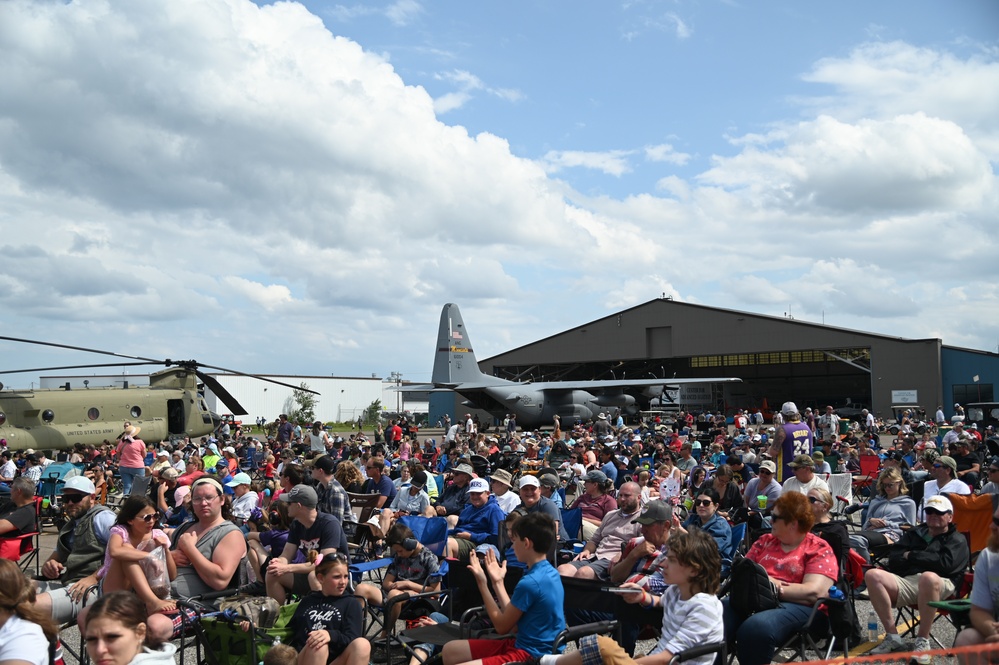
0,0,997,391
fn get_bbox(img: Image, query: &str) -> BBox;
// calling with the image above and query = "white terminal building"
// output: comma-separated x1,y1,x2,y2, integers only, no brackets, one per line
39,373,429,424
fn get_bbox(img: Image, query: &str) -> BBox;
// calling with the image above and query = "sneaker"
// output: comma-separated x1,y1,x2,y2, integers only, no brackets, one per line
870,634,907,655
912,637,933,665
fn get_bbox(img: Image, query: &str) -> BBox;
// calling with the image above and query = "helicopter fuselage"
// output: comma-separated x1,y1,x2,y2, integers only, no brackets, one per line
0,368,216,451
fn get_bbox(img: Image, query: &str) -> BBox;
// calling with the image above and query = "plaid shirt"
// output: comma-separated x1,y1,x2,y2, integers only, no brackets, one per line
621,536,668,595
316,478,349,524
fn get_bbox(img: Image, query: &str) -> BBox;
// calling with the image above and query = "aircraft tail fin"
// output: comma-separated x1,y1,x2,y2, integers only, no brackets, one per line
432,303,487,385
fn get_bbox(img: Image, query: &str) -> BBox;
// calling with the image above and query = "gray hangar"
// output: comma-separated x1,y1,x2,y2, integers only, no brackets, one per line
438,298,999,424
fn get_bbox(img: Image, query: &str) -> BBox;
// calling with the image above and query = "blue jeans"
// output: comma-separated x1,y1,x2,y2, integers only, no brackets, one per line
723,598,821,665
118,466,145,495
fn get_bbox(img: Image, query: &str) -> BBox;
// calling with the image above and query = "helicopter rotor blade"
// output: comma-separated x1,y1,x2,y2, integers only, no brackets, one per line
195,371,249,416
193,364,321,394
0,361,161,377
0,336,162,364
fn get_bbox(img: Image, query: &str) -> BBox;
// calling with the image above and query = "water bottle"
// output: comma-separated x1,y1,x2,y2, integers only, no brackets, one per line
867,611,879,642
828,585,844,601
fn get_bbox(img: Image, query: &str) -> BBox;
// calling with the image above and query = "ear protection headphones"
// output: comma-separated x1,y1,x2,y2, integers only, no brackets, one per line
402,537,419,551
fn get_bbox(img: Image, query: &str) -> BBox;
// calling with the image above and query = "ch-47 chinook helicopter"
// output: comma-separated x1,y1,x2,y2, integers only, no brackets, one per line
0,336,318,451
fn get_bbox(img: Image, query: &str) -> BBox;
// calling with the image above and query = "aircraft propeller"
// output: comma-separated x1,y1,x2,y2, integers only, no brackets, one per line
0,335,319,417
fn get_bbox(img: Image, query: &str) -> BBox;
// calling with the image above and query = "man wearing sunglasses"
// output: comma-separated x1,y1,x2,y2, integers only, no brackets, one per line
33,475,115,624
867,494,969,662
921,455,970,520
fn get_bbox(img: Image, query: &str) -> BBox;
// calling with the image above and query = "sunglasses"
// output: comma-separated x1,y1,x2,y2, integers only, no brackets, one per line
925,508,950,516
63,493,86,504
140,514,157,523
993,517,999,527
807,496,825,504
771,513,786,522
694,499,714,507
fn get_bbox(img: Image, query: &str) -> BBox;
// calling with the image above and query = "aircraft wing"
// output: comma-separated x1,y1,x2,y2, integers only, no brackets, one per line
525,377,741,392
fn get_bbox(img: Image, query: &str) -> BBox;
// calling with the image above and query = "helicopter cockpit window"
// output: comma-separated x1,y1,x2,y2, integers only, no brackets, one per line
42,409,55,422
130,406,142,418
87,408,100,421
0,412,5,426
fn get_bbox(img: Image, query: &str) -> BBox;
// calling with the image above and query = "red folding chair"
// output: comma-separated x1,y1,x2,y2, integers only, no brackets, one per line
0,496,42,576
852,455,881,498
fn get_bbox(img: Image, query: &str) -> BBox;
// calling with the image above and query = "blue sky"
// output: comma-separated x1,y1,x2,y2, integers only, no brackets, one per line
0,0,996,389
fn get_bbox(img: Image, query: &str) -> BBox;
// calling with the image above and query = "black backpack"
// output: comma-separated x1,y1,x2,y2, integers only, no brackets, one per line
728,556,780,618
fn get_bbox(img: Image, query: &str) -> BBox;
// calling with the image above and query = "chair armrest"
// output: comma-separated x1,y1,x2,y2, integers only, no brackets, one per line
669,642,727,665
554,620,619,651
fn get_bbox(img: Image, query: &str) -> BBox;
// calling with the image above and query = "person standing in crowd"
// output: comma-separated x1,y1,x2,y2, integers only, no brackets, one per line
768,402,813,484
115,425,147,496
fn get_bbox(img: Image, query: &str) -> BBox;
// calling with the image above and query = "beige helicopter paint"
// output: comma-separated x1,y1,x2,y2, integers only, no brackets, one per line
0,367,214,451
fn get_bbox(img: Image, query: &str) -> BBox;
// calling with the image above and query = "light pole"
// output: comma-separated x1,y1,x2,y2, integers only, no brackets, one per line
389,371,402,414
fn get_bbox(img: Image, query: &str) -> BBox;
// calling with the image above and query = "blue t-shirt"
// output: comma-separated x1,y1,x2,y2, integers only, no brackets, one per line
511,559,565,657
363,475,397,507
602,461,618,484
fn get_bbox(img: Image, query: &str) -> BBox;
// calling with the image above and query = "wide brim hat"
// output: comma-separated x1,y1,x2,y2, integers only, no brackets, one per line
490,469,514,487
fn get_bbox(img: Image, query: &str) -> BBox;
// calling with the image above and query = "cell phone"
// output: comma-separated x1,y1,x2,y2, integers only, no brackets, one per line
601,587,643,594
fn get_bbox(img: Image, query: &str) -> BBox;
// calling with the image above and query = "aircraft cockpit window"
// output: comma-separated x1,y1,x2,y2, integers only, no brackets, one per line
0,412,5,425
130,406,142,418
42,409,55,422
87,408,100,421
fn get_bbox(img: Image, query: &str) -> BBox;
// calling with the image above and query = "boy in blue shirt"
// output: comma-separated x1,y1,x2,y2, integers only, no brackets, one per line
442,512,565,665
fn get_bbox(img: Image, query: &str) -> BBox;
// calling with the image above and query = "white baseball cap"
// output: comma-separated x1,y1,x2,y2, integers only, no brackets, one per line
63,476,96,495
468,478,489,493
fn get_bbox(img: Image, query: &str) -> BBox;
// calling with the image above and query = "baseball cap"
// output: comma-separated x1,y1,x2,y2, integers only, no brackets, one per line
519,475,540,489
583,470,608,484
468,478,489,493
781,402,798,416
279,484,319,508
174,485,191,507
62,476,96,495
925,495,953,513
452,463,475,478
313,455,336,474
632,500,673,525
936,456,958,473
789,454,814,469
759,460,777,474
226,472,252,487
411,471,428,489
156,451,169,458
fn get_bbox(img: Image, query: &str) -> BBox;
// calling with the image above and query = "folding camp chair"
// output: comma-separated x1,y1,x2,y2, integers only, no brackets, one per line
345,492,384,562
852,456,881,499
0,496,42,576
365,516,451,662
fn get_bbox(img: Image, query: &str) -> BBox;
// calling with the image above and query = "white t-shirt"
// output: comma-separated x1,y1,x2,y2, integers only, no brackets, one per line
0,614,49,665
231,491,259,519
651,587,724,665
782,474,830,496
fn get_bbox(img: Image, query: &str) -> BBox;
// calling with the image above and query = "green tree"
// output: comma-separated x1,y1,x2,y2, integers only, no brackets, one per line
364,399,382,425
290,382,317,424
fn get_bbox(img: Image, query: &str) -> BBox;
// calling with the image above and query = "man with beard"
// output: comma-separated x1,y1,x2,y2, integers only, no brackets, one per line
34,476,115,623
558,482,642,581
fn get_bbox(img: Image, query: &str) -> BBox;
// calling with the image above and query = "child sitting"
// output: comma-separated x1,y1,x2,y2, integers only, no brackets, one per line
442,512,565,665
354,522,441,637
537,529,724,665
249,553,369,665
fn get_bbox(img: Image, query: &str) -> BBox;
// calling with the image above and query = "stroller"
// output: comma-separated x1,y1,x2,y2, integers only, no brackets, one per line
38,462,83,527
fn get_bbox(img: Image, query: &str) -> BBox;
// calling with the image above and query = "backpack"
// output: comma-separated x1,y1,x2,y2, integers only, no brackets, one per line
727,556,780,618
218,595,283,629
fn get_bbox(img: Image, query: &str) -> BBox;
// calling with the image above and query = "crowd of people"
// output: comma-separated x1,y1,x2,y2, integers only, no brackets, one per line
0,400,995,665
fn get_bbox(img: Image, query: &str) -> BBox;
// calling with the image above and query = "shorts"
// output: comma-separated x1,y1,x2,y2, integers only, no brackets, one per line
455,538,476,560
35,580,87,625
894,572,956,607
564,557,613,581
291,572,314,596
466,638,533,665
580,634,637,665
166,607,201,639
